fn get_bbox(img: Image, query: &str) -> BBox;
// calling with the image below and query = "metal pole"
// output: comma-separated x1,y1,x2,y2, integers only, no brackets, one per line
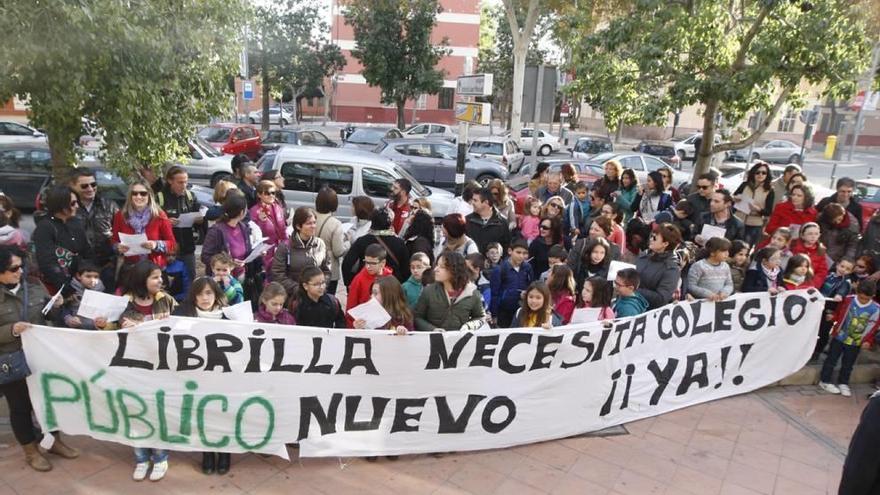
848,41,880,161
829,163,838,189
530,65,544,166
455,120,469,196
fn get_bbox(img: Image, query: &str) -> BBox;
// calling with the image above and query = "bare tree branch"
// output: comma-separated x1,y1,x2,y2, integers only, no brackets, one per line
714,85,793,152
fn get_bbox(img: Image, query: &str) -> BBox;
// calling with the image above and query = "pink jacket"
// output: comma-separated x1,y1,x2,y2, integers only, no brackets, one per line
519,215,541,241
249,201,288,273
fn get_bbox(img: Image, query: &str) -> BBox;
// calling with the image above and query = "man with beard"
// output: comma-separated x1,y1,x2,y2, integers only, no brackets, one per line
386,179,412,235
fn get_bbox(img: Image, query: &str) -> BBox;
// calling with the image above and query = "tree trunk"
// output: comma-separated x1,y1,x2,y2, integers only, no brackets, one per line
693,99,719,187
261,68,271,133
510,44,527,141
48,132,73,182
396,100,406,130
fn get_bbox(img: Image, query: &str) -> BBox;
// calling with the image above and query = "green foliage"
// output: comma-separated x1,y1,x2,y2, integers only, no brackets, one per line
248,0,345,126
344,0,450,128
0,0,244,179
569,0,872,142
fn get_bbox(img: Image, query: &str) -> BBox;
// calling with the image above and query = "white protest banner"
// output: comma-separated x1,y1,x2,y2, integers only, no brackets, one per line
23,290,823,459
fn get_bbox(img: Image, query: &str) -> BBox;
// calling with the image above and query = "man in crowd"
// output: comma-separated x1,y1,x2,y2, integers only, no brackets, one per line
387,179,412,235
536,172,574,205
68,169,118,290
697,190,745,244
466,188,511,254
686,173,717,224
157,166,203,279
237,163,259,209
817,177,863,231
771,164,802,208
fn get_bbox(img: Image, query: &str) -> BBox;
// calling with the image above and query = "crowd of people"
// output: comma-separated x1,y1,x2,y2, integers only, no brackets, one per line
1,154,879,480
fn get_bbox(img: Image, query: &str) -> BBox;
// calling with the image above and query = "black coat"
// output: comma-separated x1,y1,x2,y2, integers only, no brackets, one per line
293,293,346,328
741,268,781,293
342,233,410,286
32,216,94,295
817,194,864,231
465,210,511,254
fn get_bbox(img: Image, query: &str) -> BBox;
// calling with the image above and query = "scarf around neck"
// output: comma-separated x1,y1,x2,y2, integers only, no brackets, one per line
128,208,152,234
761,264,780,287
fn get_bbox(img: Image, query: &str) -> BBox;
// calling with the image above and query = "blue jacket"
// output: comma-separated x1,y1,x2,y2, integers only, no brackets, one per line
490,260,534,316
821,272,852,300
613,293,649,318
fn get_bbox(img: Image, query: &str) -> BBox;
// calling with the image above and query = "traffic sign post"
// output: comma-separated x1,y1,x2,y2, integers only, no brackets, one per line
455,74,494,196
242,81,254,101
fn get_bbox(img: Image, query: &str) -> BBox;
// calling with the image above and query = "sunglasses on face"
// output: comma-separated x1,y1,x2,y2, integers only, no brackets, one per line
754,171,768,175
540,224,552,230
131,191,149,197
5,265,22,273
698,185,712,190
80,182,97,190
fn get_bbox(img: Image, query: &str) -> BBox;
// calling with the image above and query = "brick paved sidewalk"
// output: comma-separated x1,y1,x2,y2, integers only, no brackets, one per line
0,385,868,494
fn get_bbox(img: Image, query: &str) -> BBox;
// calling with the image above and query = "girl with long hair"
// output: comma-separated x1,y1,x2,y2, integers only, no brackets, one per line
547,264,576,324
514,282,561,329
782,253,814,290
733,161,775,245
354,276,414,334
577,277,616,320
111,181,176,268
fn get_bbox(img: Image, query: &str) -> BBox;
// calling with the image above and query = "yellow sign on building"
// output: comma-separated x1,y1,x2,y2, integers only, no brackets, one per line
455,102,491,125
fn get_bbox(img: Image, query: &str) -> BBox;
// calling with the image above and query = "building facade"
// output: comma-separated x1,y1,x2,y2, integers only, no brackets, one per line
328,0,480,126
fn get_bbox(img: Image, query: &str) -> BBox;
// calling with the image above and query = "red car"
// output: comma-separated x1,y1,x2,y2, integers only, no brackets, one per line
197,123,262,160
510,159,605,215
855,178,880,229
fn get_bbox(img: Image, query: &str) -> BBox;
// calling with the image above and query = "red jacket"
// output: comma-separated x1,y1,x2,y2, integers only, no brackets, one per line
552,291,576,324
345,265,393,327
789,239,828,289
763,201,818,241
111,210,176,268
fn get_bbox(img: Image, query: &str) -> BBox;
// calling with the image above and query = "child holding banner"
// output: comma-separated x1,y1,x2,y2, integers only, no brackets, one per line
514,282,561,329
613,268,648,317
171,277,232,475
291,267,347,328
742,247,783,294
255,282,296,325
782,254,815,290
578,277,615,320
547,265,576,324
819,279,880,397
353,276,412,334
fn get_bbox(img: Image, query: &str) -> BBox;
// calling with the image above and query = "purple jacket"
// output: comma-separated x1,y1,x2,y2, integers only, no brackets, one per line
255,306,296,325
200,221,253,276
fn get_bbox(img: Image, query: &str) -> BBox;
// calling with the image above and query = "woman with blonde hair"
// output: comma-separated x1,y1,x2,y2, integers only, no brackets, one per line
204,180,239,222
593,159,623,200
489,178,517,231
111,181,176,268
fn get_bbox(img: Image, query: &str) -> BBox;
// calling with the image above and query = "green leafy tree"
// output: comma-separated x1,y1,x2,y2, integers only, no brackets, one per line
344,0,451,129
0,0,244,179
248,0,345,130
569,0,872,181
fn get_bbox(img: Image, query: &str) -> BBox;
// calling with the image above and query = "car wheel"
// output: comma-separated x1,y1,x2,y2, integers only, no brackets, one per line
248,118,256,124
476,174,496,187
677,150,686,161
788,154,801,164
539,144,552,156
751,152,760,161
210,172,233,187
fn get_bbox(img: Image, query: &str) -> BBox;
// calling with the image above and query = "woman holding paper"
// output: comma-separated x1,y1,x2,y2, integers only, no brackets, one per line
0,246,79,473
352,276,413,333
111,182,176,269
762,185,817,247
249,181,289,276
732,162,775,246
271,206,330,297
201,194,254,279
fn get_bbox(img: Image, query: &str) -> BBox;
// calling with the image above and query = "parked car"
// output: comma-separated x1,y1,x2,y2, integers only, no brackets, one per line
584,152,691,189
0,121,45,144
247,107,294,126
570,134,613,159
855,178,880,228
375,138,508,190
467,136,526,173
182,138,234,187
197,123,262,160
729,140,805,164
504,128,560,156
401,122,457,142
672,133,721,161
260,128,337,156
258,146,454,221
0,142,128,210
514,159,605,180
719,162,834,202
340,126,403,150
632,140,678,165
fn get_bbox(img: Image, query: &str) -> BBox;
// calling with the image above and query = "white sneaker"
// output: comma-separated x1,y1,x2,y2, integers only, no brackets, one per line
839,384,852,397
819,382,841,394
149,460,168,481
132,462,149,481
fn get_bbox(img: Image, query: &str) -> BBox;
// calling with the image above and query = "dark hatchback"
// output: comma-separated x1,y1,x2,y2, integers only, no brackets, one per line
632,140,678,165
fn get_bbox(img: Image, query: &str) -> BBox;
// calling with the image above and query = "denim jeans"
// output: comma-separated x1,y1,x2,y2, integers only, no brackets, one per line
820,339,861,384
134,447,169,463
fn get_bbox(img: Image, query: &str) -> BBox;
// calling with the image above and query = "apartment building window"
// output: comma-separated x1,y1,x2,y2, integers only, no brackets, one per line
777,108,796,133
439,88,454,110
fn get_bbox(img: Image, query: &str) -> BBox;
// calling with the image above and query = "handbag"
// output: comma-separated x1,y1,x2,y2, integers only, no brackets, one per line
0,279,31,384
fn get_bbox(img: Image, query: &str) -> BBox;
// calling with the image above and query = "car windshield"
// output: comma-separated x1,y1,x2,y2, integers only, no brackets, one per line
391,164,429,196
192,137,222,157
347,128,386,144
257,151,277,171
197,126,231,142
469,141,503,155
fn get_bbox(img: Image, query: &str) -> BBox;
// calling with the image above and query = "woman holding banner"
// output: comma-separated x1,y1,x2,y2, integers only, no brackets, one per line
413,251,485,331
634,223,682,310
0,246,80,472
